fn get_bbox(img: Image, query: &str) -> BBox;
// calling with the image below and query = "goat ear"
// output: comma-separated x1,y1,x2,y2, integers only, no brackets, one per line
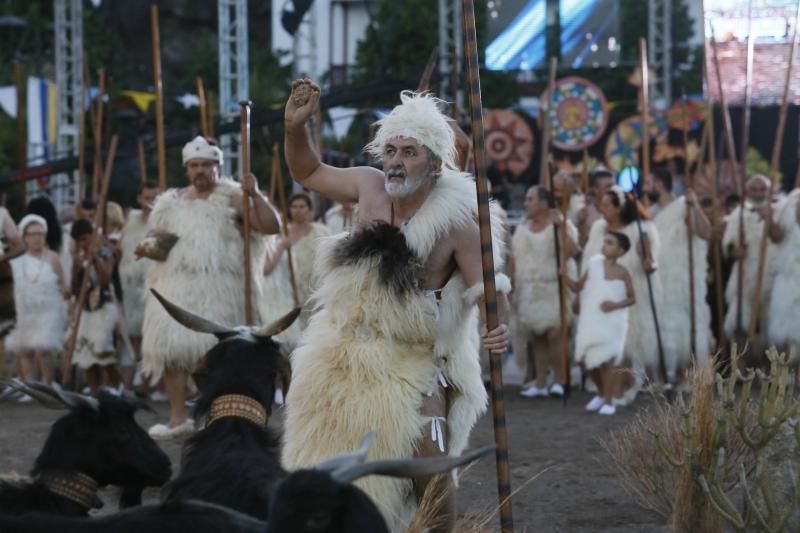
151,289,238,339
252,307,302,339
315,432,376,472
0,378,67,410
331,444,495,484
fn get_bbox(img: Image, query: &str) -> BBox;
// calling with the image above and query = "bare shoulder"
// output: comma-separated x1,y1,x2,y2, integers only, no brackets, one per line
44,249,62,268
608,263,631,281
353,166,385,192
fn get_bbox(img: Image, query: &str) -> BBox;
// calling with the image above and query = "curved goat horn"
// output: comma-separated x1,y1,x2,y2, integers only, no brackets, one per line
252,307,302,339
315,432,377,472
25,380,100,412
151,289,238,339
332,444,495,485
0,378,67,409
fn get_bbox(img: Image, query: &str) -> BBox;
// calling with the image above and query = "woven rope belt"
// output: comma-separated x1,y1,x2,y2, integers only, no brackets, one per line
39,471,99,509
207,393,268,427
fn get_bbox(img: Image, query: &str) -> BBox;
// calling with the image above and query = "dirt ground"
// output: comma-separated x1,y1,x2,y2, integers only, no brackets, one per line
0,383,670,532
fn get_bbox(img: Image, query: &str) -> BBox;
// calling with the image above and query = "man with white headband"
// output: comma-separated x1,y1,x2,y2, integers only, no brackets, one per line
281,80,509,531
140,136,281,439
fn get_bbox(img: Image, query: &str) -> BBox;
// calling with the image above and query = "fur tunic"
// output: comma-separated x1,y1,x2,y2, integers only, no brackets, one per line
722,204,777,341
6,255,66,353
141,179,266,381
511,220,577,336
584,218,663,369
258,223,331,346
575,254,628,369
654,198,714,368
324,204,359,234
767,190,800,350
119,210,149,337
282,169,504,532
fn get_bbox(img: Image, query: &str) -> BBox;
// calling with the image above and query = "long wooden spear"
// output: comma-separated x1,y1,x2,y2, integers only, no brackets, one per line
740,0,755,164
151,5,166,192
682,96,698,358
747,0,800,343
462,1,514,530
417,47,439,92
710,28,746,340
62,135,118,384
639,38,668,384
240,100,254,325
541,57,571,402
137,139,148,184
78,74,87,203
91,69,105,202
197,77,209,137
14,61,25,206
272,143,300,307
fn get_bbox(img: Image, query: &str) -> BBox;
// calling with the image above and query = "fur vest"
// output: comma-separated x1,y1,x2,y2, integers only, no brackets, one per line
141,179,266,381
722,203,778,340
768,190,800,349
119,210,149,337
282,169,507,532
654,198,714,367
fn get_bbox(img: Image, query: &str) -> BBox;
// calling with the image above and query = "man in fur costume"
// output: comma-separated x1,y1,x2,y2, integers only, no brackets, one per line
281,80,510,531
324,201,358,234
553,170,585,226
509,186,579,397
722,175,780,353
577,167,615,246
119,181,159,374
141,136,281,440
767,187,800,357
646,168,714,376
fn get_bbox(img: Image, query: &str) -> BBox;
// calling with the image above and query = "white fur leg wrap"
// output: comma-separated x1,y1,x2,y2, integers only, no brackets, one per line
462,274,512,306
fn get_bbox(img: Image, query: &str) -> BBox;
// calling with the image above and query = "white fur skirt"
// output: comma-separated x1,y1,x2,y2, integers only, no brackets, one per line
121,273,146,338
5,299,66,354
72,302,119,369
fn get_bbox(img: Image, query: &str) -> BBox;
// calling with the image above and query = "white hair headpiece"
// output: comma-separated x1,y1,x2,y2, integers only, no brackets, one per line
365,91,456,169
19,214,48,235
609,185,626,206
182,136,223,166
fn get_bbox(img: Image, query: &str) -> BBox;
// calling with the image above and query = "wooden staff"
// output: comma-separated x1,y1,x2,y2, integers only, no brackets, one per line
151,5,166,192
638,38,668,384
137,139,148,184
78,76,87,203
206,91,215,139
740,0,755,164
710,29,746,338
240,100,254,325
682,97,698,358
747,1,800,342
196,76,210,137
91,69,106,202
272,143,300,307
541,57,571,402
580,149,590,193
62,135,118,384
462,1,514,530
417,47,439,92
14,61,25,206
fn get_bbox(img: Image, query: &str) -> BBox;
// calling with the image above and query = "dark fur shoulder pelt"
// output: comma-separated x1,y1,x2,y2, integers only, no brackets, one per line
330,222,422,294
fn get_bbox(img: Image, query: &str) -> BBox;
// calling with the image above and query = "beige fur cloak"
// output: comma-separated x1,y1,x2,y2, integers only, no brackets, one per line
722,203,777,343
282,169,507,532
654,198,714,369
119,210,149,337
324,204,359,234
767,190,800,353
141,179,266,382
584,218,663,370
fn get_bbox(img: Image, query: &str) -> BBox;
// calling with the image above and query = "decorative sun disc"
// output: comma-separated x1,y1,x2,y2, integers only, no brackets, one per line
483,109,535,178
541,77,609,152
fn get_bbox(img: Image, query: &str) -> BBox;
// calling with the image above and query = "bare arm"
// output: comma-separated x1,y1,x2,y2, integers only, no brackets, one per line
603,269,636,311
563,270,587,294
263,238,288,276
1,214,24,263
284,79,372,202
92,247,114,286
685,191,711,240
47,250,70,299
237,174,281,234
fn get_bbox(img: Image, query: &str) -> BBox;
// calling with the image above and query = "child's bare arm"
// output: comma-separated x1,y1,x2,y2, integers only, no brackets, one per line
562,267,586,293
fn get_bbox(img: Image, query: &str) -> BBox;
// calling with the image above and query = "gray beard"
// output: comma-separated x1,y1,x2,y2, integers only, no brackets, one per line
384,173,427,198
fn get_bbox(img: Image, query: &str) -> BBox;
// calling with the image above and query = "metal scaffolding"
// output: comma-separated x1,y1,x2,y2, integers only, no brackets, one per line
291,3,318,79
218,0,249,177
648,0,672,108
51,0,83,211
438,0,463,116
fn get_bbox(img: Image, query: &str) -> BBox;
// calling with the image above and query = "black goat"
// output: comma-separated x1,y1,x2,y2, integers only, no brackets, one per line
0,381,171,516
152,290,297,520
0,440,494,533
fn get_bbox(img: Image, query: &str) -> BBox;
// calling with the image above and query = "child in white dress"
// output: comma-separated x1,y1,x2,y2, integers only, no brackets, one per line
565,231,635,415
